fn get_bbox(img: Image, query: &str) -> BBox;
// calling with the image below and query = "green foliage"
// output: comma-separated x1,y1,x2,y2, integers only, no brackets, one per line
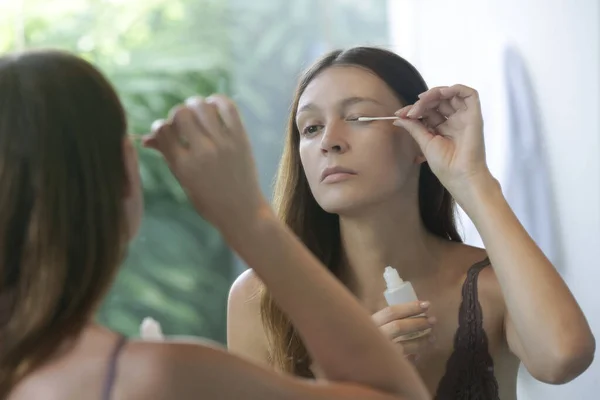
86,0,235,342
1,0,389,344
2,0,235,343
98,198,232,341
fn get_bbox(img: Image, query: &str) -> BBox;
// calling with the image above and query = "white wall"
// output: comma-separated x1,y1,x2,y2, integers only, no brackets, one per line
387,0,599,398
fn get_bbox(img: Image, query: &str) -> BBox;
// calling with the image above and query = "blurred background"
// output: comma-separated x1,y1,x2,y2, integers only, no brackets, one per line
0,0,597,398
0,0,390,342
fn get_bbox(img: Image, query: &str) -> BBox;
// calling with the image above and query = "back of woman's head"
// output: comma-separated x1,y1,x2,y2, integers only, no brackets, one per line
262,46,462,376
0,49,128,393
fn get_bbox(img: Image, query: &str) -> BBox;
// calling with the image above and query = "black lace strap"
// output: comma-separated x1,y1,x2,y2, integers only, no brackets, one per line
434,257,500,400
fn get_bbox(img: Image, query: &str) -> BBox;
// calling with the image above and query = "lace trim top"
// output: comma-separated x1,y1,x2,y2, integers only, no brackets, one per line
434,257,500,400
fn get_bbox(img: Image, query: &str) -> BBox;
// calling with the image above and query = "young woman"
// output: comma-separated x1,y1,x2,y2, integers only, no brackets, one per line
228,46,595,400
0,49,429,400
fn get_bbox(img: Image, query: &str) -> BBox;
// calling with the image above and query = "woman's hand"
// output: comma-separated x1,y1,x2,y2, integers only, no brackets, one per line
393,84,494,201
397,87,596,384
143,95,269,232
372,301,436,363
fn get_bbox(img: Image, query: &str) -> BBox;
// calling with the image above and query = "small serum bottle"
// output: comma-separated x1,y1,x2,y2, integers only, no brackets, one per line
140,317,165,340
383,266,419,305
383,266,430,340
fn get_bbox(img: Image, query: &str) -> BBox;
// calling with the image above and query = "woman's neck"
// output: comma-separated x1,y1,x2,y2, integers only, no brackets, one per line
338,203,445,303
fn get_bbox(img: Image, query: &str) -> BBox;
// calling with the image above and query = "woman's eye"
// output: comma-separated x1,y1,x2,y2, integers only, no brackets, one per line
302,125,322,136
346,116,372,124
345,115,363,121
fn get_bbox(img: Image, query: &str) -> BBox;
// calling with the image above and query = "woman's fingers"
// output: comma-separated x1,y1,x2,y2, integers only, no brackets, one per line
409,84,480,118
420,109,446,130
184,96,224,141
206,94,246,139
439,84,481,112
170,106,202,148
144,119,186,160
372,301,430,326
380,316,436,341
436,100,456,117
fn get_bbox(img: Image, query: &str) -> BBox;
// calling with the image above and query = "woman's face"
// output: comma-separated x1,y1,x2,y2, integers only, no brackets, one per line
296,66,423,215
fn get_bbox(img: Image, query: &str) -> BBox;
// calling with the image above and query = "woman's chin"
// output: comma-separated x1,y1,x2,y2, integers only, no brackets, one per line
319,199,369,217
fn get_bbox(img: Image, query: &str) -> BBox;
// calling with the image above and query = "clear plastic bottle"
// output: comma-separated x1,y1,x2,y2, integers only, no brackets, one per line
140,317,165,340
383,266,430,340
383,266,419,305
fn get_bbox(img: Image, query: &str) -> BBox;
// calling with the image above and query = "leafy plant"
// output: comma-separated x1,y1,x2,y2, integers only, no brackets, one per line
1,0,389,344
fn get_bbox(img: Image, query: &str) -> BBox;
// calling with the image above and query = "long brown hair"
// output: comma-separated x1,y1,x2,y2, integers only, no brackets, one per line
260,46,462,377
0,50,128,394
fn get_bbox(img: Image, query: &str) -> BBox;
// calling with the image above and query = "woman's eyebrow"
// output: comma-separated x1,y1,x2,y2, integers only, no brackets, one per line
338,96,383,110
297,96,383,114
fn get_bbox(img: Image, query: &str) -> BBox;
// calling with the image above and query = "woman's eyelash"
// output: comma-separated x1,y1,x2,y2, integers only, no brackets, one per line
301,117,371,135
302,125,322,135
345,117,372,124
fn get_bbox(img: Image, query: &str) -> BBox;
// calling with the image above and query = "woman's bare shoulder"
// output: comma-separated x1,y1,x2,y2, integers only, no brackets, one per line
457,244,503,300
229,268,264,303
450,243,507,334
116,339,228,399
449,242,501,292
228,268,266,330
227,269,271,365
119,340,407,400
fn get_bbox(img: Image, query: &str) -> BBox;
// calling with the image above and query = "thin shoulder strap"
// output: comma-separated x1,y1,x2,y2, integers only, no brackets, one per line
434,257,500,400
102,334,128,400
459,256,491,340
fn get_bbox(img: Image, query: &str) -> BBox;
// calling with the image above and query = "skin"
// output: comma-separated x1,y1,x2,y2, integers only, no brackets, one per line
8,94,428,400
227,66,595,399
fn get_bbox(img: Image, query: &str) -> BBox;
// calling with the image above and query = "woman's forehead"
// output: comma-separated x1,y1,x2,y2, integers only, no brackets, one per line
298,66,400,111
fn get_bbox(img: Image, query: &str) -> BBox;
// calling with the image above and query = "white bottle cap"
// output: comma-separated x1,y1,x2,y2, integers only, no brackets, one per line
140,317,164,340
384,266,404,290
